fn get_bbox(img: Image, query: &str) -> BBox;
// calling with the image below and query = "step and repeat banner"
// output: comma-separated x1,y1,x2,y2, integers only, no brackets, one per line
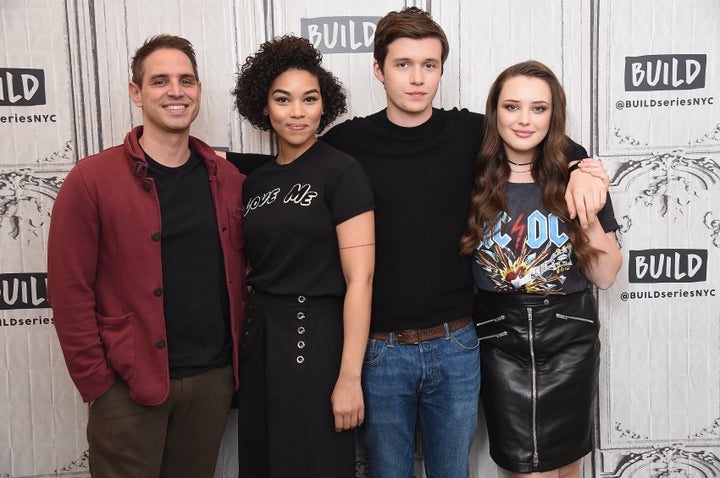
595,2,720,477
0,1,718,477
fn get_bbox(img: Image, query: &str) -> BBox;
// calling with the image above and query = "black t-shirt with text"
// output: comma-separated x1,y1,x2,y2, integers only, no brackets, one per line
242,140,374,297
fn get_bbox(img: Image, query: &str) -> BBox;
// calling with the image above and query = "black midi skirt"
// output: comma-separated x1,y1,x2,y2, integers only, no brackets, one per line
475,288,600,473
237,291,355,478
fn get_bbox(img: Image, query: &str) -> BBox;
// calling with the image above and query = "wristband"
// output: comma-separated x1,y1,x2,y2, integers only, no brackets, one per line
568,160,583,174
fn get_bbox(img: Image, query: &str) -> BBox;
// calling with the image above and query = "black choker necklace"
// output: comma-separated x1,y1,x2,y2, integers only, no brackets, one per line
507,158,534,166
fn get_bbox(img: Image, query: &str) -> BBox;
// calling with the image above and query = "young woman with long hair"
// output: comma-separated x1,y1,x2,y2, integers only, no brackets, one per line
461,60,622,478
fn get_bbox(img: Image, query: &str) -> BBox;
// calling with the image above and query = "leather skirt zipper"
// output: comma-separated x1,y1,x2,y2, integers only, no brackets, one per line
527,306,539,469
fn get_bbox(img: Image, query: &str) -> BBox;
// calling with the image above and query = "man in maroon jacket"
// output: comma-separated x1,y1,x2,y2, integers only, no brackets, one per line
47,35,246,478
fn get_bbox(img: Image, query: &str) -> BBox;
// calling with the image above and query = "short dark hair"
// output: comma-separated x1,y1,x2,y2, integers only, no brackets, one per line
233,35,346,133
131,34,199,86
373,7,449,73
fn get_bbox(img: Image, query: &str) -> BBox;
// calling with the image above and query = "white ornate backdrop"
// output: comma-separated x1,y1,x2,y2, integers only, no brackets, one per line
1,1,719,477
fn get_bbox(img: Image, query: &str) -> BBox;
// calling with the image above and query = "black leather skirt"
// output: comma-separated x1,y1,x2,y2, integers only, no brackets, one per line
475,288,599,473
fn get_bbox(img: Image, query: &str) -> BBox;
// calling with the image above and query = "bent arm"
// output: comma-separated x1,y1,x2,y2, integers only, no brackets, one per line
331,210,375,432
582,222,622,290
47,168,114,402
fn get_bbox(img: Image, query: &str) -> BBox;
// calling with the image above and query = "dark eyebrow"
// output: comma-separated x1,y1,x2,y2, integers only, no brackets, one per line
147,73,197,81
393,57,439,63
271,88,320,95
501,99,550,104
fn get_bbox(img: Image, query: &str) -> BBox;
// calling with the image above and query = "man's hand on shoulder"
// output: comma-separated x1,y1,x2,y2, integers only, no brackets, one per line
565,158,609,229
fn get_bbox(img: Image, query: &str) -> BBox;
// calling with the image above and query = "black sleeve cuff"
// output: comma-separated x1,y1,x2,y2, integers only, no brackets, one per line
565,137,589,162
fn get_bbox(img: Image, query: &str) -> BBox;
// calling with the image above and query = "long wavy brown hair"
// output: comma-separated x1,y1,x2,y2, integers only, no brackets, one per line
459,60,600,271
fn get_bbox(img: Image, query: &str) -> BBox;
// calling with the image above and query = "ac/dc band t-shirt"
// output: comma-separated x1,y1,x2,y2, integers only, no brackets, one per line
472,181,619,294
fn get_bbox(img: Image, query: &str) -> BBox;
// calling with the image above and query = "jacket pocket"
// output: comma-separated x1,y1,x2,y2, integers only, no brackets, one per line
475,314,508,341
475,314,506,327
97,312,136,381
478,331,508,342
555,313,594,324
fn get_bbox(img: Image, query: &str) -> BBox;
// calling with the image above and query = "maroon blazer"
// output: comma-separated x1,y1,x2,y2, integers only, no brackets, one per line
47,126,247,405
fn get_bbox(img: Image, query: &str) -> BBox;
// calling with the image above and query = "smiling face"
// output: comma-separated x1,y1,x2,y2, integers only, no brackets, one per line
266,68,323,162
496,75,552,165
373,37,443,127
128,48,201,137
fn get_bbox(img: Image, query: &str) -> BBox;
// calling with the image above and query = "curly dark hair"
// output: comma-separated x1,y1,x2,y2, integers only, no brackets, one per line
233,35,346,133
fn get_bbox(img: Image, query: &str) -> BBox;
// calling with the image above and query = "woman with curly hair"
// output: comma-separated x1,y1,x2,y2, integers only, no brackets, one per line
460,61,621,478
232,35,375,477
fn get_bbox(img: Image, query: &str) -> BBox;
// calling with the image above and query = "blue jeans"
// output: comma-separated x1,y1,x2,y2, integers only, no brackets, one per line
362,321,481,478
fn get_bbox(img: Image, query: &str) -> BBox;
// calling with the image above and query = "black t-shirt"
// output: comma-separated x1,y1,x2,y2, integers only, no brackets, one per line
146,150,231,378
242,140,374,296
472,182,619,294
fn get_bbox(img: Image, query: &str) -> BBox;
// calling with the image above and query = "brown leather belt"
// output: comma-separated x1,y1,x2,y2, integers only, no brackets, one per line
369,317,472,345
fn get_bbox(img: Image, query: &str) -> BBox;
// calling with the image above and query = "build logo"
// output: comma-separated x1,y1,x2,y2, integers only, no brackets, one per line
0,68,46,106
624,54,706,91
301,16,381,54
0,273,49,310
629,249,707,283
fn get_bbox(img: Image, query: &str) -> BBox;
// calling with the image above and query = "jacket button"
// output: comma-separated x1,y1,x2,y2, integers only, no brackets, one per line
153,287,163,297
151,232,161,241
155,339,166,349
142,180,152,191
